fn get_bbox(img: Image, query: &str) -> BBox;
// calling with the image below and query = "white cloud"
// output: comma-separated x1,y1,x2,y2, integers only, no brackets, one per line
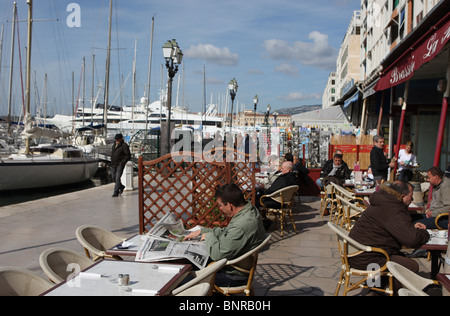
263,31,337,70
279,92,322,102
184,44,239,66
274,63,299,77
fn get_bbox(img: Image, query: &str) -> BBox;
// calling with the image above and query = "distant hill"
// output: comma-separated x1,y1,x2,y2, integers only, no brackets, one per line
276,105,322,116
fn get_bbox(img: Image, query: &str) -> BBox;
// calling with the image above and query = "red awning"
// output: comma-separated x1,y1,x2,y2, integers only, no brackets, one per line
375,13,450,91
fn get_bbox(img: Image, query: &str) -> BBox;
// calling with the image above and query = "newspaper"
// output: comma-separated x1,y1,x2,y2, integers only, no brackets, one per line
135,213,209,269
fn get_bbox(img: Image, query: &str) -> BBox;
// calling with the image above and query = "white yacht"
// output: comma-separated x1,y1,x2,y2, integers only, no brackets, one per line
46,96,224,138
0,144,98,191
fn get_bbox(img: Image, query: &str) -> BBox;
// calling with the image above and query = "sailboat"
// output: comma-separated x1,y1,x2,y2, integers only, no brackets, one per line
0,0,98,191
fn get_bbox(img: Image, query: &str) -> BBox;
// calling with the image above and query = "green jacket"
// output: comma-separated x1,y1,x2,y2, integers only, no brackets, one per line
201,202,266,261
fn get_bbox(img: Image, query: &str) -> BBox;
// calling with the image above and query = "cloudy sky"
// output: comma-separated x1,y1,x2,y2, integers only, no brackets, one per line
0,0,360,116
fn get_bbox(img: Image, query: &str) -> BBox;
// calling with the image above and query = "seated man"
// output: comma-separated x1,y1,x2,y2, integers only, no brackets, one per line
283,152,294,162
258,161,297,209
316,152,350,188
348,181,430,292
415,167,450,229
184,184,266,287
258,157,285,190
294,155,310,185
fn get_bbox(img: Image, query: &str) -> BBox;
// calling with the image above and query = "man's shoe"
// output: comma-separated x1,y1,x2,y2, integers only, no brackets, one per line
112,193,119,197
119,185,125,194
407,249,428,258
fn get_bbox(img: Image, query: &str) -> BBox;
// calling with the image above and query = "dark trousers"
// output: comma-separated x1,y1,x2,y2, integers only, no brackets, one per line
111,164,125,194
349,253,419,293
414,214,448,230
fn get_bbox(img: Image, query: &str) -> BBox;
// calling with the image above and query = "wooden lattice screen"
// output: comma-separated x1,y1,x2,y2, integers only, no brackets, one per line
138,148,256,234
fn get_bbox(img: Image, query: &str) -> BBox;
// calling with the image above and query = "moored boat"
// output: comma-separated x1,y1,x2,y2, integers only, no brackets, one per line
0,144,98,191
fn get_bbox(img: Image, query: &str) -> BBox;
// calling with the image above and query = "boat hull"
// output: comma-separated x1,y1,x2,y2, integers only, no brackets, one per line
0,158,99,191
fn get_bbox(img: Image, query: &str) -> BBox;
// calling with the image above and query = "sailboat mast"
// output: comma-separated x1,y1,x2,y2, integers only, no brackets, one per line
132,37,137,133
25,0,33,153
91,54,95,123
103,0,113,130
145,16,154,135
7,2,17,135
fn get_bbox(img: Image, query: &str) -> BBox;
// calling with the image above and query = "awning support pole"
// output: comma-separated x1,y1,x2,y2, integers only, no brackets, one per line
392,80,410,179
360,98,367,136
433,49,450,168
376,91,385,135
428,49,450,207
388,87,395,159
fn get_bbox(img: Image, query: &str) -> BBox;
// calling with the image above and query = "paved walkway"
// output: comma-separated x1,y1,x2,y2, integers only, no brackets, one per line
0,180,432,296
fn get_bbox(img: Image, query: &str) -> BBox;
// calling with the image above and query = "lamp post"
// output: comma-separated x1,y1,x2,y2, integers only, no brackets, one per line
162,39,183,155
228,78,238,138
273,111,279,156
273,111,279,128
253,95,258,131
265,104,271,156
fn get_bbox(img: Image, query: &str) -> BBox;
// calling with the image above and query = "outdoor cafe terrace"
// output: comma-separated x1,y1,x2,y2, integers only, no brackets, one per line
0,149,448,296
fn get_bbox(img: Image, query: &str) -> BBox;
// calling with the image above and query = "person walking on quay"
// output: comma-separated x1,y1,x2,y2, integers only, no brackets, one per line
110,133,131,197
370,135,396,182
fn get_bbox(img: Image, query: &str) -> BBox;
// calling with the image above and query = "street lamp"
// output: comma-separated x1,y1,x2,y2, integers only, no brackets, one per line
265,104,271,155
162,39,183,155
264,104,271,126
273,111,279,128
253,95,258,130
228,78,238,137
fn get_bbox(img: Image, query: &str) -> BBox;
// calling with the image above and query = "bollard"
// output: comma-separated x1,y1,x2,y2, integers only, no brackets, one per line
121,161,135,191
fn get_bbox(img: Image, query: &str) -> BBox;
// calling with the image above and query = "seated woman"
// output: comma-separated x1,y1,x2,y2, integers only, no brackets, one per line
397,141,418,182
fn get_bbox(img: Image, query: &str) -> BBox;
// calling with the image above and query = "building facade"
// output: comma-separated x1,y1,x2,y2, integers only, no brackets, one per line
318,0,449,172
223,110,292,130
322,72,336,109
336,11,362,101
361,0,443,80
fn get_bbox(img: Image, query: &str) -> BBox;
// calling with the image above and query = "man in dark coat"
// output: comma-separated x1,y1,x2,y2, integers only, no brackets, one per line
348,181,429,292
259,161,298,209
110,133,131,197
317,152,351,188
370,135,396,182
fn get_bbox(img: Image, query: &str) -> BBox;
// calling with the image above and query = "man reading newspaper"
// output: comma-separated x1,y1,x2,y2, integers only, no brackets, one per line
184,183,266,287
136,212,210,269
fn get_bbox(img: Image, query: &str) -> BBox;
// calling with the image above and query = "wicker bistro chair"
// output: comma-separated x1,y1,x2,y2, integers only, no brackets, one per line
76,225,126,261
175,283,211,296
331,183,366,225
435,212,449,230
335,195,364,231
39,247,94,284
327,222,394,296
0,267,53,296
172,259,227,296
320,184,336,219
386,261,439,296
260,185,299,237
214,233,272,296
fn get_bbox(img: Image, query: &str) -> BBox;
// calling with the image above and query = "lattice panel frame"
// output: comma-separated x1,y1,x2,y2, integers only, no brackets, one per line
138,149,256,234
